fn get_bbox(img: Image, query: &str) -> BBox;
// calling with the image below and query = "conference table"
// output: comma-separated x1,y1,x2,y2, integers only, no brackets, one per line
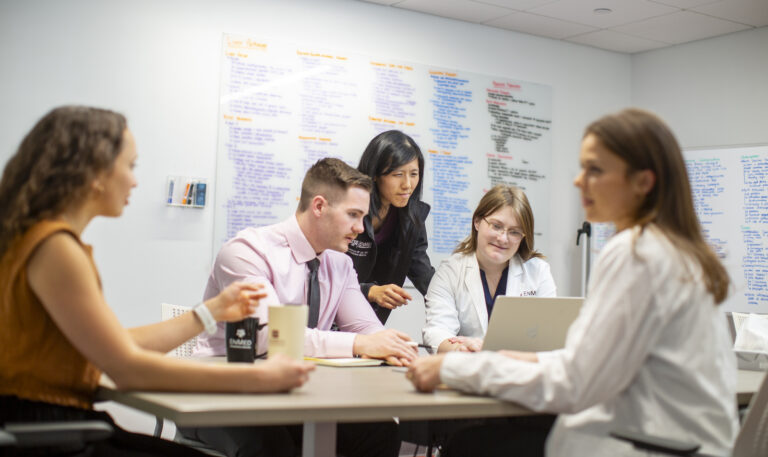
98,361,531,457
98,360,765,457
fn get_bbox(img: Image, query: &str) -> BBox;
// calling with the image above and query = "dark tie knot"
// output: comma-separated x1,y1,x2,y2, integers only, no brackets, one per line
307,258,320,273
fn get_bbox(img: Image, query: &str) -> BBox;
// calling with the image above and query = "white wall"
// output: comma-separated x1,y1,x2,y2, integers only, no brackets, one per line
631,26,768,314
632,26,768,150
0,0,630,330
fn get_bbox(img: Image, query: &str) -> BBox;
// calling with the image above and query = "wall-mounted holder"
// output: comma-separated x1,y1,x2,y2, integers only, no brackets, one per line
166,176,207,208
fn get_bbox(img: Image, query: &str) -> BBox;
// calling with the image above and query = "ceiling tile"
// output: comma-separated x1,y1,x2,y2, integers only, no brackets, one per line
529,0,680,28
615,10,750,44
691,0,768,27
475,0,560,10
649,0,722,9
567,29,669,53
395,0,515,23
485,11,597,39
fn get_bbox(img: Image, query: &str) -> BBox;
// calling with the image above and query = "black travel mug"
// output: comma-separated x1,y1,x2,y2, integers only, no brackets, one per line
226,317,259,363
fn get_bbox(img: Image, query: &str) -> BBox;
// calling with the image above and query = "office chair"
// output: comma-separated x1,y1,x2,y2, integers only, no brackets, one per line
154,303,197,437
161,303,200,358
156,303,225,456
611,371,768,456
0,421,113,455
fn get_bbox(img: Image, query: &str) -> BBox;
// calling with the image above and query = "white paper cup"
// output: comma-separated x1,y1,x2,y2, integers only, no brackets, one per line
267,304,308,360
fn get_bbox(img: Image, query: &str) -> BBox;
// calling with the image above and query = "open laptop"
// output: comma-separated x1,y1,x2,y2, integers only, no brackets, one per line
483,296,584,352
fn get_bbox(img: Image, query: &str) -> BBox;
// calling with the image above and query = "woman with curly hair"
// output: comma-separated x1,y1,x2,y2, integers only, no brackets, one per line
0,106,313,456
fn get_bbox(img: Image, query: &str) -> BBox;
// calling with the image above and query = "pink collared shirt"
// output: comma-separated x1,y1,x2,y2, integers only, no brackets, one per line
194,215,383,358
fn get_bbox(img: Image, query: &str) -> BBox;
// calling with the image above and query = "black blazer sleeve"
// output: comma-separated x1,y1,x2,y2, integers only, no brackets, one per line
407,202,436,296
349,215,377,301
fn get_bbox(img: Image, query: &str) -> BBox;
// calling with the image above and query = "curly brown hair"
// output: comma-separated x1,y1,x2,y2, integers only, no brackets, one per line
0,106,126,256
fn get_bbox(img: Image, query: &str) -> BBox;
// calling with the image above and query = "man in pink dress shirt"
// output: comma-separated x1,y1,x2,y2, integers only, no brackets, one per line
185,158,414,457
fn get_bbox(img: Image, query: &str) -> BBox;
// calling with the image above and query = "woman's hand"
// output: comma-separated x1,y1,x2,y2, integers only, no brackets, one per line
368,284,413,309
438,336,483,353
497,350,539,363
407,354,446,392
205,282,266,322
256,354,316,392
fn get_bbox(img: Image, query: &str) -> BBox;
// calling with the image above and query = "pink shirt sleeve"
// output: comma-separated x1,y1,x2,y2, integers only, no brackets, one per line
195,229,383,359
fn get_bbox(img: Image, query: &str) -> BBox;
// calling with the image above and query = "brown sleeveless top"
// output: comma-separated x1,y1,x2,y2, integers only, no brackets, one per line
0,220,102,409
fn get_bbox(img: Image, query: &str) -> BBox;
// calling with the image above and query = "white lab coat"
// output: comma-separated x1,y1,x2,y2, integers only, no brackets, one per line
422,252,556,348
440,225,738,457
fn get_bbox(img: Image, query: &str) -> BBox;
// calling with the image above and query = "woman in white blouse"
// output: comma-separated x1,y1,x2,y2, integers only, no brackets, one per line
422,185,556,353
409,109,737,457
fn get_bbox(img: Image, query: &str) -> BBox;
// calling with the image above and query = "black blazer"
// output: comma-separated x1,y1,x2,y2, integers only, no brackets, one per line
347,201,435,323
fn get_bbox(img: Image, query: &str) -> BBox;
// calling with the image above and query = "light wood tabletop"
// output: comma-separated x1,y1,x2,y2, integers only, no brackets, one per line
98,363,531,428
98,361,765,457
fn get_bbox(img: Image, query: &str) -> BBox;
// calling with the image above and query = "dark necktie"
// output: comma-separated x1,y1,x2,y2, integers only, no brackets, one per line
307,258,320,328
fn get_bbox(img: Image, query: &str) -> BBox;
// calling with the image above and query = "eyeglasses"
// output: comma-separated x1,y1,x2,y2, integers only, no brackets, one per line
482,218,525,241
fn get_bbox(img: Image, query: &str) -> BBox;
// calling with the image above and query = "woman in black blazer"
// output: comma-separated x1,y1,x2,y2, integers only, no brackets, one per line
347,130,435,324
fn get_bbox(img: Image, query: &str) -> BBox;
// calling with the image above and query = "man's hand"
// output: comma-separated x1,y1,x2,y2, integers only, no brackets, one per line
353,329,417,366
368,284,412,310
206,282,266,322
407,354,446,392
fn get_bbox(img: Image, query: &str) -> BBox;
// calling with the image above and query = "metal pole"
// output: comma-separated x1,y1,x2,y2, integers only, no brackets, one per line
576,222,592,297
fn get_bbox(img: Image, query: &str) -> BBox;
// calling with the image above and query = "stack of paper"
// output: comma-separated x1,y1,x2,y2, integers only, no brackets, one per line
304,357,383,367
732,312,768,371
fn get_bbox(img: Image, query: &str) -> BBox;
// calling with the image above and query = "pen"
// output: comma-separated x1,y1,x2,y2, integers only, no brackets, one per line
181,182,190,205
406,341,437,351
186,181,195,205
167,179,174,204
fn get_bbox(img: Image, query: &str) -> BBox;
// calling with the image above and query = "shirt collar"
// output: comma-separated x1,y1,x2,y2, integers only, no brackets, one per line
284,215,318,264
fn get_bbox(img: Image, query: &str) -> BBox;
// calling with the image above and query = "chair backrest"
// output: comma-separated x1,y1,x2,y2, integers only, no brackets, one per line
733,372,768,457
161,303,198,358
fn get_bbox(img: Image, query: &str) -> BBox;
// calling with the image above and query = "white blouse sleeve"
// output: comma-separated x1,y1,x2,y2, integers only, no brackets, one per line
441,236,663,414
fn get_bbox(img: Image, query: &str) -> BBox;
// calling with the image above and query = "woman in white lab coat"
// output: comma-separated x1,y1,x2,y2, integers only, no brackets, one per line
422,184,556,353
408,109,738,457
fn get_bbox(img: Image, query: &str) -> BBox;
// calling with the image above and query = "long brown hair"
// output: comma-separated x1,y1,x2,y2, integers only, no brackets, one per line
454,184,543,261
585,108,729,304
0,106,126,256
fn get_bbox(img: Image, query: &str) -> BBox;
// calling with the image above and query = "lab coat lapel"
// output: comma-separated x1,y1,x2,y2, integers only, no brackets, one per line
506,255,524,294
464,254,489,333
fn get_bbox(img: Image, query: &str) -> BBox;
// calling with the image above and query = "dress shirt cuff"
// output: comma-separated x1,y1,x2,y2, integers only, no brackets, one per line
535,349,561,363
304,329,357,358
440,351,476,387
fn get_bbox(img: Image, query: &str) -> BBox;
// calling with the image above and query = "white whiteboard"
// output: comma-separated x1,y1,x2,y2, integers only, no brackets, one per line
686,145,768,313
586,146,768,313
212,34,553,268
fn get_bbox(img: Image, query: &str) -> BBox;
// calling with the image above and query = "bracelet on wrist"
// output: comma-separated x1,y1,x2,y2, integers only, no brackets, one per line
193,302,218,335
